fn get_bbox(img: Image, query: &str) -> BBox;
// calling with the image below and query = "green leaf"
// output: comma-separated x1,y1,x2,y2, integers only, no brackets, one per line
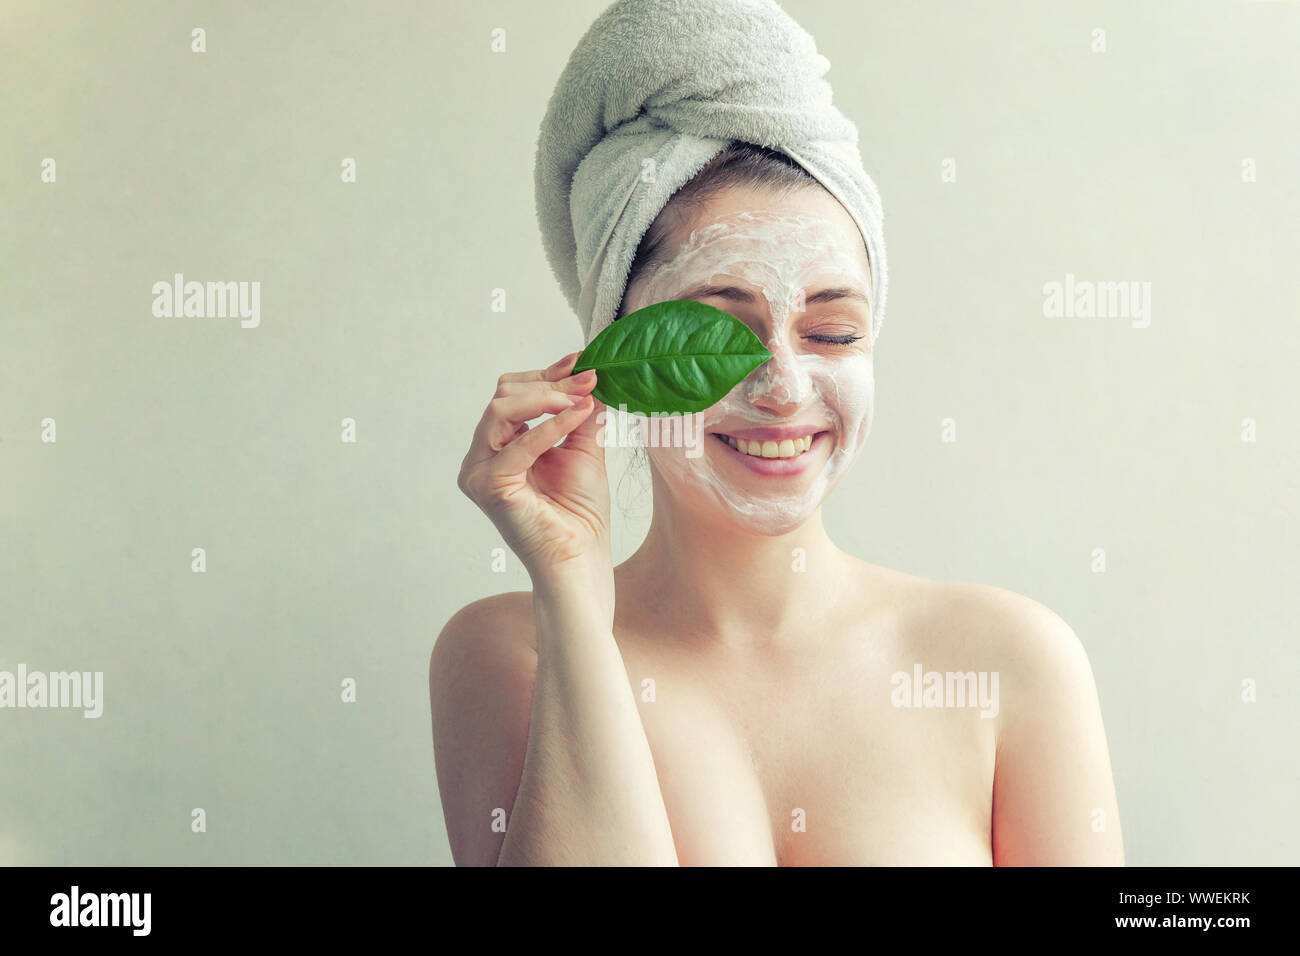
572,300,772,416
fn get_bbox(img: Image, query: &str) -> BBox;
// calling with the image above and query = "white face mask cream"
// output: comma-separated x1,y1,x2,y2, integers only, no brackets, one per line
620,210,875,536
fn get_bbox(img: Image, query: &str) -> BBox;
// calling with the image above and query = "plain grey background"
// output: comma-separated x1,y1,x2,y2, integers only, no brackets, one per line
1,0,1296,866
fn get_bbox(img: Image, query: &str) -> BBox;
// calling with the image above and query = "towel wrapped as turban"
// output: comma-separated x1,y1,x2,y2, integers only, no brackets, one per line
534,0,888,347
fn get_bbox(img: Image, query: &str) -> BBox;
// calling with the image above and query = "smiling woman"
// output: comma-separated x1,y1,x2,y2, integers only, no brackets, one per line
619,189,877,536
432,0,1124,867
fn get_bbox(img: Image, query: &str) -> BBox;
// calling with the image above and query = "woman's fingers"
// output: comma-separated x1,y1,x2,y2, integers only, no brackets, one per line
493,369,594,400
464,369,596,467
496,351,582,387
560,395,607,460
483,389,581,450
493,396,594,477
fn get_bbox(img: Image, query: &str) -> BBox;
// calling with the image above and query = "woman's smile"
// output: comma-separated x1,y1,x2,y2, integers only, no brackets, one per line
708,426,831,477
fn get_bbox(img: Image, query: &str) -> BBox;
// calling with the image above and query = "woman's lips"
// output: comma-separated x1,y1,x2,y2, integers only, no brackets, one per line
710,429,828,476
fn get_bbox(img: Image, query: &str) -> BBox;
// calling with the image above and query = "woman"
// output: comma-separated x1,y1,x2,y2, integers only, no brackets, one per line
431,1,1123,867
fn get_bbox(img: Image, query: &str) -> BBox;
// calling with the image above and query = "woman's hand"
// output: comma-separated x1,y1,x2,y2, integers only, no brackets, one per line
457,351,612,581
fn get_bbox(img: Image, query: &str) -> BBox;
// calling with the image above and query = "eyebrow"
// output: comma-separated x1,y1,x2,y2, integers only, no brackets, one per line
679,282,761,304
805,287,870,307
680,282,870,308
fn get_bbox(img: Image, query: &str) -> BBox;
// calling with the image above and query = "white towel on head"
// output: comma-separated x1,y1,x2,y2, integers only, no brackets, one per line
534,0,889,347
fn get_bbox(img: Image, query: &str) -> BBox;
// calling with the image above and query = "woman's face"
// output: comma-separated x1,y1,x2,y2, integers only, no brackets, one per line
620,184,876,536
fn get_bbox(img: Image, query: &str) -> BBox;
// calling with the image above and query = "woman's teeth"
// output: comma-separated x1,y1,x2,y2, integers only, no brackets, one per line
719,434,815,459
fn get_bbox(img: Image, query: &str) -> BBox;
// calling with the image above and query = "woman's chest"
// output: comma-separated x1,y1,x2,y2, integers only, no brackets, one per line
620,640,997,866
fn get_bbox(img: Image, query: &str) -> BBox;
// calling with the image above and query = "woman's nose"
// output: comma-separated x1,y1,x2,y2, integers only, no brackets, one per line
745,343,807,414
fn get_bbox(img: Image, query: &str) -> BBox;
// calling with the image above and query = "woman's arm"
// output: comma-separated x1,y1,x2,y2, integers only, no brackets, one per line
429,565,679,866
505,561,678,865
436,351,678,865
990,600,1125,865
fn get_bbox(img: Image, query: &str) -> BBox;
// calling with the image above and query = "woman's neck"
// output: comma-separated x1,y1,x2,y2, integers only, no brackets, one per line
614,483,853,649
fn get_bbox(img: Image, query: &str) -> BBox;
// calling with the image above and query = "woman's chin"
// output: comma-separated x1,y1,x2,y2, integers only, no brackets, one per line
707,441,833,535
649,435,837,535
722,502,816,537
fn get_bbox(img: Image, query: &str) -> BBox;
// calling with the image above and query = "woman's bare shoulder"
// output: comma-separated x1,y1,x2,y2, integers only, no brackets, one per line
852,561,1105,758
849,557,1090,671
432,591,538,676
438,590,537,638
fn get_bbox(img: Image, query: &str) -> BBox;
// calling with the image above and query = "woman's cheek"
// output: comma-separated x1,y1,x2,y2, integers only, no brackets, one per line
794,352,873,459
834,355,875,458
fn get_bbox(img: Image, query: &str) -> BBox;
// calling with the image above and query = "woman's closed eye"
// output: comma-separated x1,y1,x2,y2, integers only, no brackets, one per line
799,306,870,347
804,331,865,346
